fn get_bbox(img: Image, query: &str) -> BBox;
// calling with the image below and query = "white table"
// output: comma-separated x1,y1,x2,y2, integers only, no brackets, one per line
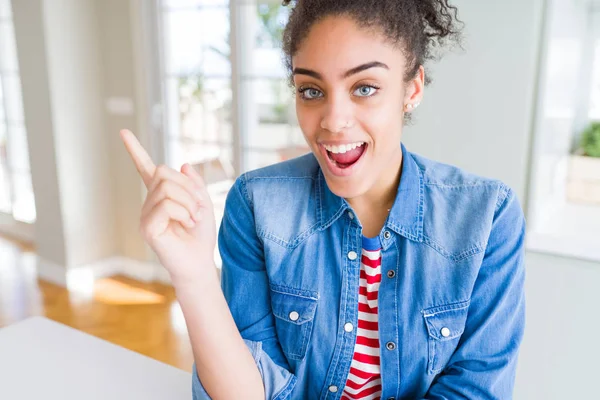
0,317,191,399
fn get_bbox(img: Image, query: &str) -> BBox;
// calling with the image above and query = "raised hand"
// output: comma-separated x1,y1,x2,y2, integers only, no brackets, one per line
120,129,217,285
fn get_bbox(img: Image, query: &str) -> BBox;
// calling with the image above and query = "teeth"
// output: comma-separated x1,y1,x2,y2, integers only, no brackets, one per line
324,142,364,154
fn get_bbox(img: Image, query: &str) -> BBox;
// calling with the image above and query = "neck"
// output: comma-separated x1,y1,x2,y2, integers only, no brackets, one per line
346,150,403,236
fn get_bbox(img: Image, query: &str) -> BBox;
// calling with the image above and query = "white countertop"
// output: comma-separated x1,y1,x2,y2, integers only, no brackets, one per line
0,316,191,399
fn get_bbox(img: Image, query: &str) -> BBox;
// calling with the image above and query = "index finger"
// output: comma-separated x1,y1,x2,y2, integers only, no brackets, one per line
120,129,156,187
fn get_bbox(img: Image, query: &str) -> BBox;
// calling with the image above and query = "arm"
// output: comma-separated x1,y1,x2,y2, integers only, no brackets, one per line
119,130,268,399
177,275,264,399
190,175,297,399
423,186,526,400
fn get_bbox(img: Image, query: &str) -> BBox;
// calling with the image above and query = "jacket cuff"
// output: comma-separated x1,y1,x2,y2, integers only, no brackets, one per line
191,339,296,400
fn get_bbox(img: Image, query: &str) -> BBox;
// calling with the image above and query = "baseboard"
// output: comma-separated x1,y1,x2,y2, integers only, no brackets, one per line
35,256,221,288
36,256,168,288
36,257,70,287
0,213,35,243
106,256,158,282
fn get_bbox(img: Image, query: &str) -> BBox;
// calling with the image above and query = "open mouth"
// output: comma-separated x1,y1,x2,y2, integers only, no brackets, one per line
323,142,367,169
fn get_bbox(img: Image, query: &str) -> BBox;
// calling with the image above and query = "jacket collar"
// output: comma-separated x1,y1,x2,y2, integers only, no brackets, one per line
316,143,424,242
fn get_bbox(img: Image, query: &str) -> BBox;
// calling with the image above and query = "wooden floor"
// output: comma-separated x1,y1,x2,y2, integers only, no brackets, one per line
0,234,194,372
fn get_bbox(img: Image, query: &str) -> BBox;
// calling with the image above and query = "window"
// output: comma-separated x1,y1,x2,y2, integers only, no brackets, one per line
159,0,306,179
588,12,600,120
155,0,308,256
525,1,600,262
0,0,35,223
161,0,233,176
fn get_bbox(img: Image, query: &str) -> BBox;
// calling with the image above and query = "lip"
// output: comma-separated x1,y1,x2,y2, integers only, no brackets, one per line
319,140,366,146
318,143,368,177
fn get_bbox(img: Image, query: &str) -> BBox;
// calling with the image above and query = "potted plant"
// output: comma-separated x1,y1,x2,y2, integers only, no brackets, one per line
567,122,600,205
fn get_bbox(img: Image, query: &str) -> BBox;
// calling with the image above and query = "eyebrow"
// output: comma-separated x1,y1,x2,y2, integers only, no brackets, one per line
292,61,389,80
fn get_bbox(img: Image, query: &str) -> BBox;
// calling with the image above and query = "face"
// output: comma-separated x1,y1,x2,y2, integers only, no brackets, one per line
292,16,424,202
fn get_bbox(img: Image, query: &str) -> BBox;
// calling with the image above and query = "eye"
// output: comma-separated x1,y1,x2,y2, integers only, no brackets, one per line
353,85,379,97
298,87,323,100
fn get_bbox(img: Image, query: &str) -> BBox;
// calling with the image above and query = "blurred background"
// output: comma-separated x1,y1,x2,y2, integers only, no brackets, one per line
0,0,598,398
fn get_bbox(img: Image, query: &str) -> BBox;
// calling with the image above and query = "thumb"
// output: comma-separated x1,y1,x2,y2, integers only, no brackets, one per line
181,163,210,198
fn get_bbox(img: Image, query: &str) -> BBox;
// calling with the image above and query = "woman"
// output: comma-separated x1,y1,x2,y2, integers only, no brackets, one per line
121,0,526,398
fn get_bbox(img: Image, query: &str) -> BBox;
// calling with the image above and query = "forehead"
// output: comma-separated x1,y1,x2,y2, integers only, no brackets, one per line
292,16,406,77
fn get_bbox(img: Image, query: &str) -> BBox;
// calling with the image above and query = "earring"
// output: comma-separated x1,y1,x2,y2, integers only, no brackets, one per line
405,102,420,111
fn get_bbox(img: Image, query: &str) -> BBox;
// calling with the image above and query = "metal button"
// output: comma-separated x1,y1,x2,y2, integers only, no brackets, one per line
328,385,338,393
387,270,395,278
386,341,396,350
441,327,451,337
348,251,358,260
348,211,355,220
387,397,396,400
344,323,354,332
289,311,299,321
384,231,391,239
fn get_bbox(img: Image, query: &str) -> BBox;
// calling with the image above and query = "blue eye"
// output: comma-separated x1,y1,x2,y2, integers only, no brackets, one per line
353,85,378,97
299,87,323,100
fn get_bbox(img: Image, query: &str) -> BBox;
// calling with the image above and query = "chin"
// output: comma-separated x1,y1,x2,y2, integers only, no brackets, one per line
321,171,370,200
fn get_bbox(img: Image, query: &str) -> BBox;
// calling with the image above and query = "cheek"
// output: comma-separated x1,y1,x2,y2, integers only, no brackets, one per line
358,101,403,141
296,104,320,141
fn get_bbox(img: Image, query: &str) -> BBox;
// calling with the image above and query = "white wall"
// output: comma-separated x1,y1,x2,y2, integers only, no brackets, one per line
42,0,117,267
11,0,67,267
97,0,149,262
403,0,545,205
515,251,600,399
12,0,152,284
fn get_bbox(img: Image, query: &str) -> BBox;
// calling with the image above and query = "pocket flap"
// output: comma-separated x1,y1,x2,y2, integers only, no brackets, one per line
422,300,470,341
270,285,318,326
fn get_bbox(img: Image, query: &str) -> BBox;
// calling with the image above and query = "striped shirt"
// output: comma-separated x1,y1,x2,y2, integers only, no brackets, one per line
342,236,382,400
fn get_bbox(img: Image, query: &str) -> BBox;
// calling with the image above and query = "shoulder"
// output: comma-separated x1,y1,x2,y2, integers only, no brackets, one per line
408,151,521,261
411,152,506,192
410,150,513,210
245,153,319,181
235,153,319,205
227,153,320,248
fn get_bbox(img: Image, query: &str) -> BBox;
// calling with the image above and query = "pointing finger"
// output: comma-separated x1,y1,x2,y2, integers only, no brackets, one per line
120,129,156,187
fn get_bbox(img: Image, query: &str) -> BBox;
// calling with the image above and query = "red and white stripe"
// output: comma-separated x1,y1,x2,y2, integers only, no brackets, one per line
342,246,382,400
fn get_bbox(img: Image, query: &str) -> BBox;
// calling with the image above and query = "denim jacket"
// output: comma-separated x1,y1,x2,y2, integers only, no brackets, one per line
192,144,526,399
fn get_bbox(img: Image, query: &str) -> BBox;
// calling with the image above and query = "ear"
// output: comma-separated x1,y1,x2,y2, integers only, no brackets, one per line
403,65,425,111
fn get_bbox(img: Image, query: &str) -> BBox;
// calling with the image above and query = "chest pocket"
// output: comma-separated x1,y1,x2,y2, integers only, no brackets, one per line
422,299,470,374
270,285,319,361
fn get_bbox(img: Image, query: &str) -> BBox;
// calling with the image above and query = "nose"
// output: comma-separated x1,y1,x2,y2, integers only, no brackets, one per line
320,93,354,133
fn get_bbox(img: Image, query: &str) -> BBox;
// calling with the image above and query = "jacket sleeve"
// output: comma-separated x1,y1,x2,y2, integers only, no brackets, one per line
422,186,526,400
192,175,296,399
